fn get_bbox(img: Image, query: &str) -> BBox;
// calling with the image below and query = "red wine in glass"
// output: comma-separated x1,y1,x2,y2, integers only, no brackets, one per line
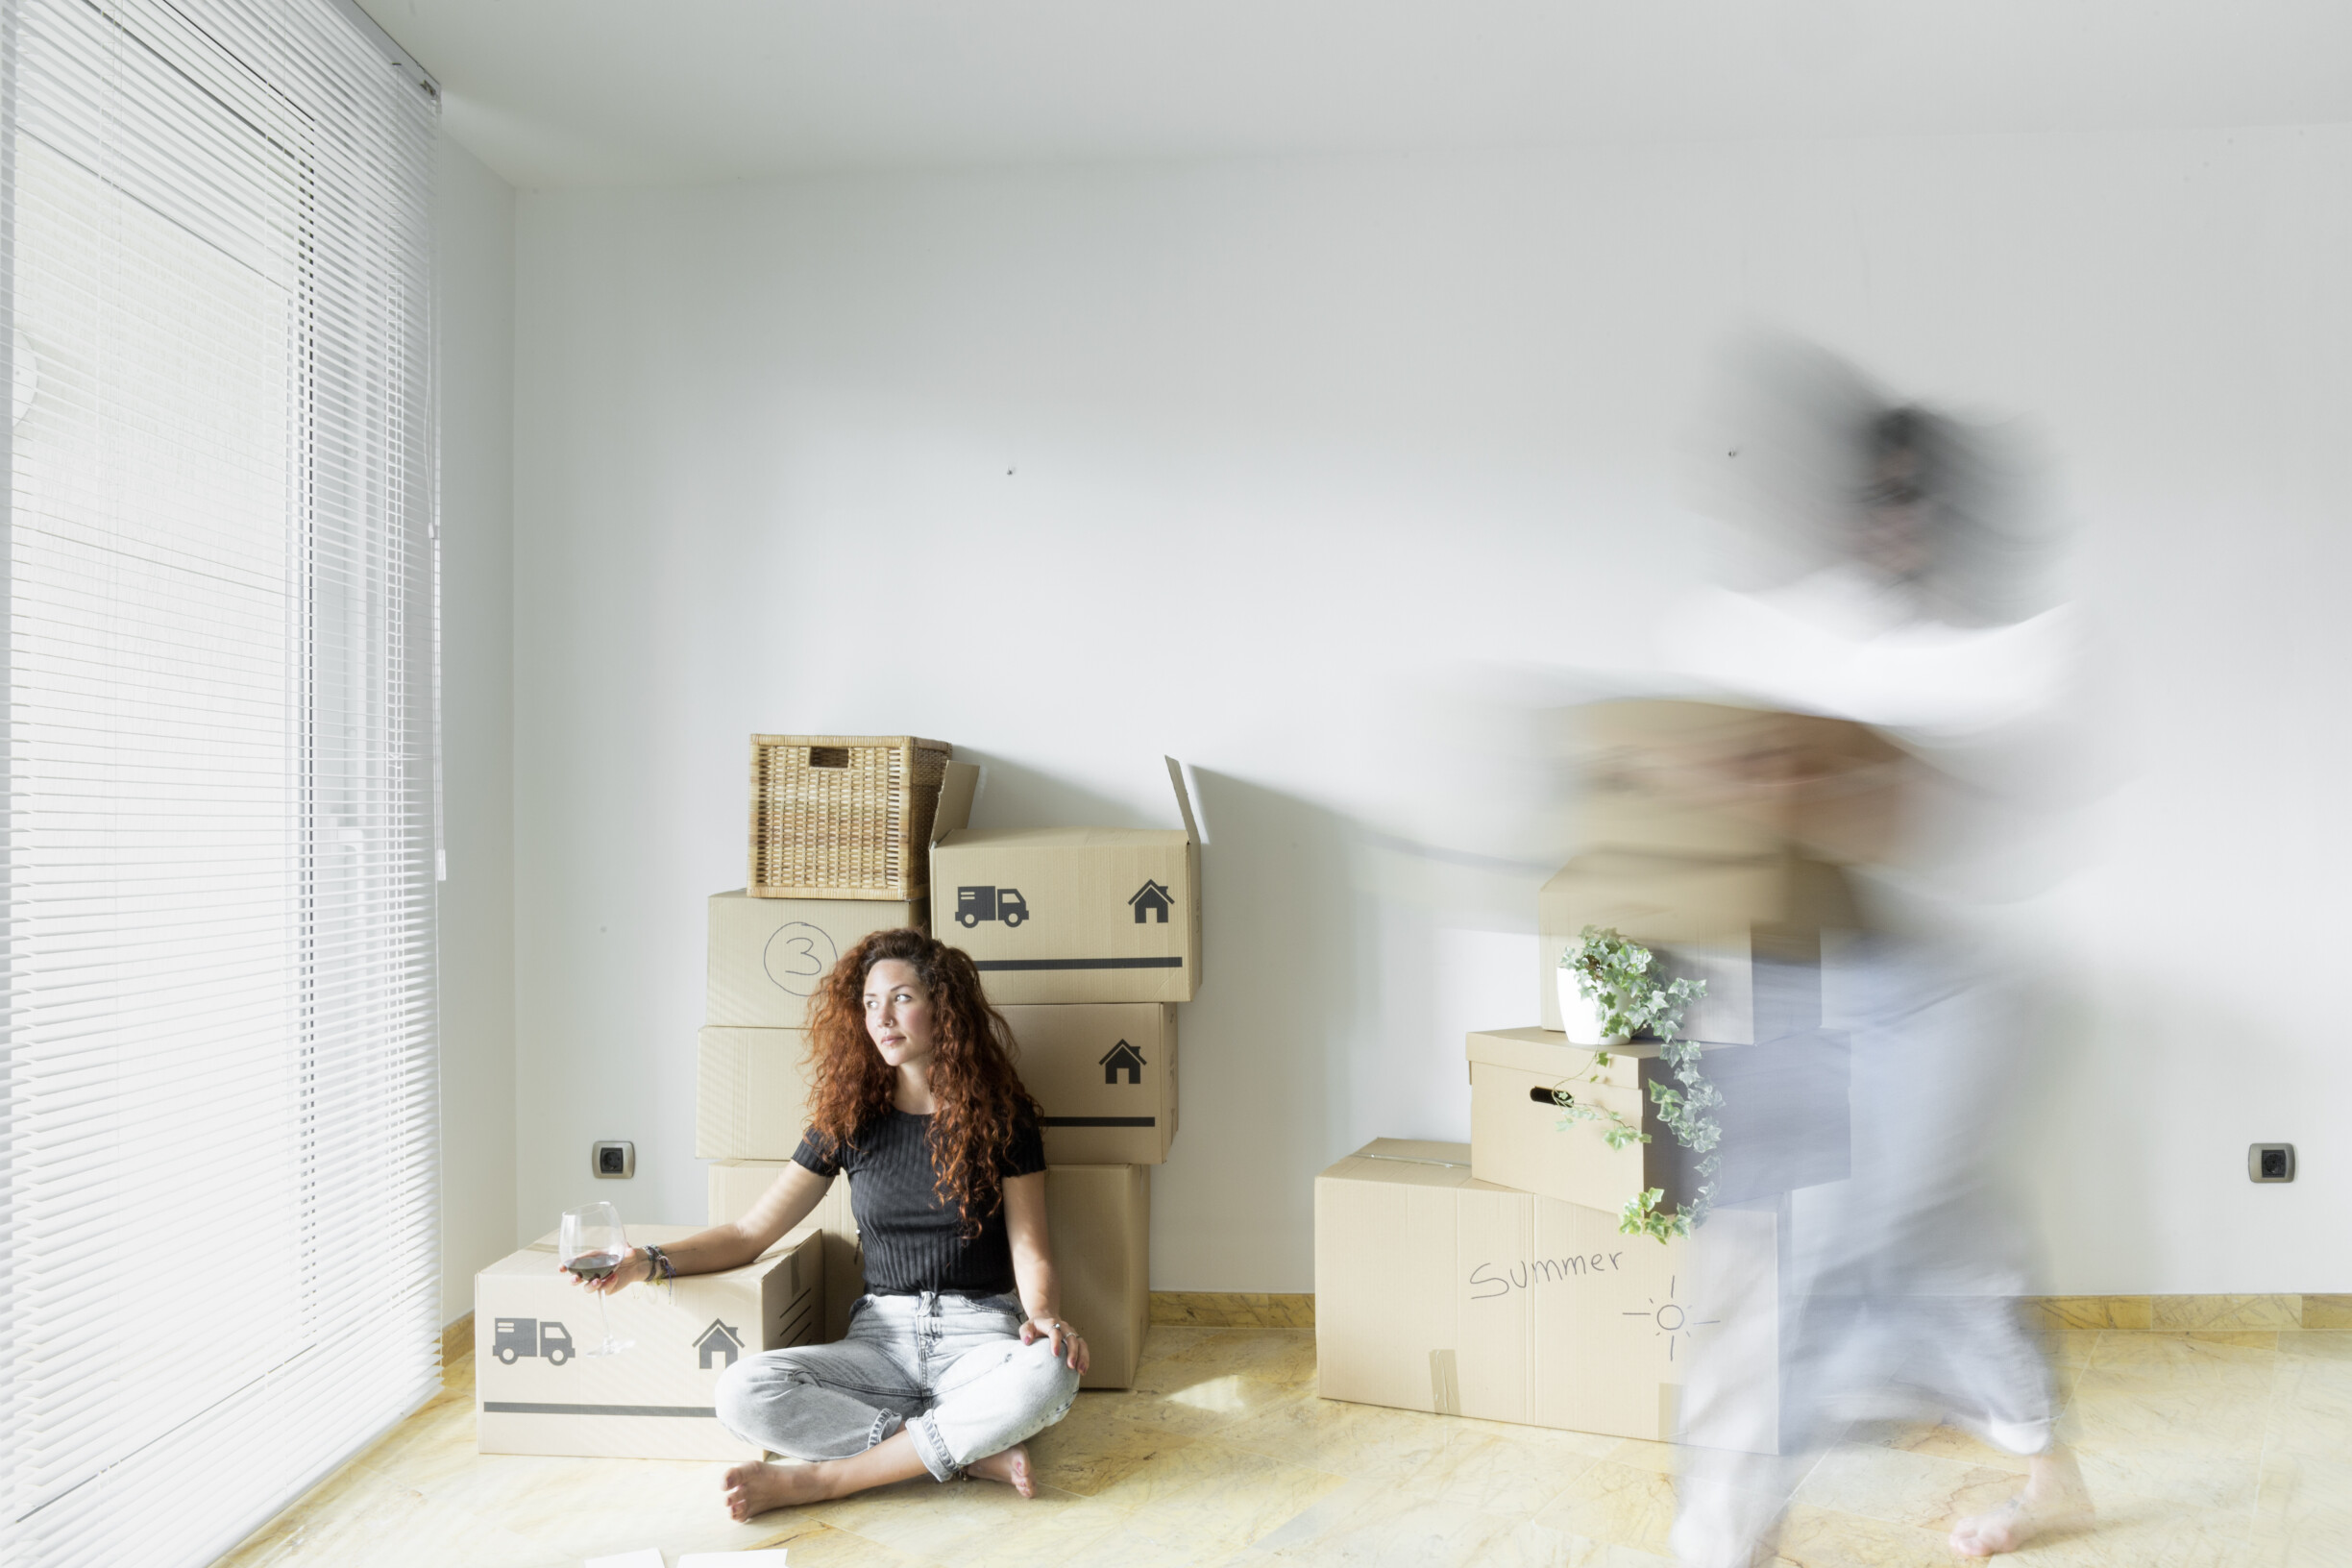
559,1203,633,1356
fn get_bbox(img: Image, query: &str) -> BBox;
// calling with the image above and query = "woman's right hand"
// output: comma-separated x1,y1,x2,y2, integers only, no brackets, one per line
565,1247,652,1295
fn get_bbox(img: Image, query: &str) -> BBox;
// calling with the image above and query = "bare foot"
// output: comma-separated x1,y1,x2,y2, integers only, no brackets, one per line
1949,1495,2094,1556
722,1459,827,1520
963,1444,1036,1498
1948,1455,2095,1559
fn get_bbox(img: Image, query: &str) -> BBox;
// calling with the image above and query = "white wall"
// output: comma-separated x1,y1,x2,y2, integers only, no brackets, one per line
435,129,519,1323
511,125,2352,1293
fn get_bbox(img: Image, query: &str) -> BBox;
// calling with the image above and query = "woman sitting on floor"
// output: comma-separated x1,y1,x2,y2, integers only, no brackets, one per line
574,927,1085,1517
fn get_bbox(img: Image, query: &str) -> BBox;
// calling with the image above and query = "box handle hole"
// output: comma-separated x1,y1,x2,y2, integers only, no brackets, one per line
1531,1086,1571,1106
807,747,850,769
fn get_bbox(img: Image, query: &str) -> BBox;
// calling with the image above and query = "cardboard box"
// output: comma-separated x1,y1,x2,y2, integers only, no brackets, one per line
1536,849,1857,1041
1573,786,1788,862
1570,699,1906,862
1466,1027,1849,1213
708,1157,856,1232
1314,1139,1777,1449
709,1160,865,1343
475,1225,821,1459
696,1026,811,1160
1003,1002,1178,1164
932,758,1201,1004
1049,1164,1153,1391
706,891,926,1029
708,1158,1151,1392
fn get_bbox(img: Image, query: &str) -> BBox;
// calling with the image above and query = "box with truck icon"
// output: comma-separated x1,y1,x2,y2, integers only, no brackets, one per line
474,1224,821,1458
930,758,1200,1005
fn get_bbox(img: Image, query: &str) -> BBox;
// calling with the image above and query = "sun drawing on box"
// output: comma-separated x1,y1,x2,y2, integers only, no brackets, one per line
1623,1275,1720,1361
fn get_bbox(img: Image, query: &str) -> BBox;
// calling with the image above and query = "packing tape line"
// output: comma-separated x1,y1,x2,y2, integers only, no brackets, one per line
1429,1349,1461,1417
972,957,1184,970
482,1402,719,1418
1362,1153,1470,1169
1041,1116,1157,1127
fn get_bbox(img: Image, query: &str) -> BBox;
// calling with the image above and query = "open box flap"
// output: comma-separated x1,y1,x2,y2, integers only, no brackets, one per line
1165,756,1199,845
932,761,980,846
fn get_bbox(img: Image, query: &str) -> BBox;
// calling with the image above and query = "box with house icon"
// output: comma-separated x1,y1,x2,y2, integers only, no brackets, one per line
1000,1003,1177,1164
693,1006,1182,1168
930,758,1201,1005
474,1225,822,1458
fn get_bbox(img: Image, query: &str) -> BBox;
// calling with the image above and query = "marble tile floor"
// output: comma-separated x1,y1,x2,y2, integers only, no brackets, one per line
213,1326,2352,1568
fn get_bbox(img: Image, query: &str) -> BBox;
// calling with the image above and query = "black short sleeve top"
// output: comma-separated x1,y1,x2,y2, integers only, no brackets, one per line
791,1109,1045,1296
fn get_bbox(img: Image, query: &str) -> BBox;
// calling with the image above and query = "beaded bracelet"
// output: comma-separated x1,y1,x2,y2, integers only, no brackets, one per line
641,1243,676,1286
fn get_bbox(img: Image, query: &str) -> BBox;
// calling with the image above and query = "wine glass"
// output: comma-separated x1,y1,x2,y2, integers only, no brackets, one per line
560,1201,634,1357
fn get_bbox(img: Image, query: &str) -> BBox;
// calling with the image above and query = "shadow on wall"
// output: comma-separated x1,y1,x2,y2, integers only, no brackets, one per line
948,751,1531,1290
1158,768,1368,1291
954,748,1166,833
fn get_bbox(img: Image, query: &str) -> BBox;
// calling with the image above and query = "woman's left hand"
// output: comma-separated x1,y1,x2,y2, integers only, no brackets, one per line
1021,1315,1090,1374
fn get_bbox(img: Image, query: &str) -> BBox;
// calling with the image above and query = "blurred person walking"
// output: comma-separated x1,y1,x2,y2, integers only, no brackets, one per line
1652,343,2095,1564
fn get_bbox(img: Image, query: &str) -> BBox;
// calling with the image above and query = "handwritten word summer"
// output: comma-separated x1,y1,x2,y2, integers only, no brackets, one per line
1468,1252,1627,1300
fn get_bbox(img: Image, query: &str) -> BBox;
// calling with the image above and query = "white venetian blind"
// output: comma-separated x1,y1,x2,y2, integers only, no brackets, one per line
0,3,441,1566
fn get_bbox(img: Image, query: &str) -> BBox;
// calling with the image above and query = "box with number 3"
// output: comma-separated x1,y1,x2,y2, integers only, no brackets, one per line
705,891,927,1030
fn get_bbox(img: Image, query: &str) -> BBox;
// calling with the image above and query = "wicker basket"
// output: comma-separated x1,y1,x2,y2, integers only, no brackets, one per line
747,735,954,900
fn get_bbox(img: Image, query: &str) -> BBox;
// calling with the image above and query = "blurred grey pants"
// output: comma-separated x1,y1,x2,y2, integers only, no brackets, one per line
1674,940,2056,1566
713,1289,1079,1481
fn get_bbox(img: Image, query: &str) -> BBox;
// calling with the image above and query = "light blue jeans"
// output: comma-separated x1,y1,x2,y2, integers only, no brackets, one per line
713,1290,1079,1482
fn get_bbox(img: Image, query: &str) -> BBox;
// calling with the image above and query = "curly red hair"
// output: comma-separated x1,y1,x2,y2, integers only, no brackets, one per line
801,928,1041,1235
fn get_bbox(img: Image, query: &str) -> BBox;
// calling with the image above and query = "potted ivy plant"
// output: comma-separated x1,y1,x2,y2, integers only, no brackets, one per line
1556,925,1702,1045
1554,925,1723,1242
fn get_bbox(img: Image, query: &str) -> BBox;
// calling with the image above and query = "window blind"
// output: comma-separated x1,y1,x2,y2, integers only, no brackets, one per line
0,4,440,1566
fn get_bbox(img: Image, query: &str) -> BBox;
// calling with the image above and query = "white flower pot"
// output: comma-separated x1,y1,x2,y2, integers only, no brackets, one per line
1556,968,1630,1046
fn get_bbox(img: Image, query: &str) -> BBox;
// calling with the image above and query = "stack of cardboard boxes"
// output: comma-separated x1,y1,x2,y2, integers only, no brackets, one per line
475,736,960,1458
910,753,1200,1387
1317,702,1866,1451
701,743,1202,1392
476,739,1198,1458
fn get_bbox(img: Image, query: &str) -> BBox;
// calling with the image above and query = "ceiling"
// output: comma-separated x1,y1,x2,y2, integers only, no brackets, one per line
353,1,2352,189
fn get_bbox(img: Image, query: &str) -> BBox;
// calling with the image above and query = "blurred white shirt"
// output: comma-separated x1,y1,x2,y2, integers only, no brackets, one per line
1665,565,2077,739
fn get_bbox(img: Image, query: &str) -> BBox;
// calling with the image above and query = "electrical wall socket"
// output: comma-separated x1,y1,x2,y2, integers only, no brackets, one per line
2248,1143,2295,1183
592,1139,635,1179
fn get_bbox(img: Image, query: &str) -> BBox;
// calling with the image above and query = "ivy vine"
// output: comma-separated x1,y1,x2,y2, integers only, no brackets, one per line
1554,925,1722,1242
